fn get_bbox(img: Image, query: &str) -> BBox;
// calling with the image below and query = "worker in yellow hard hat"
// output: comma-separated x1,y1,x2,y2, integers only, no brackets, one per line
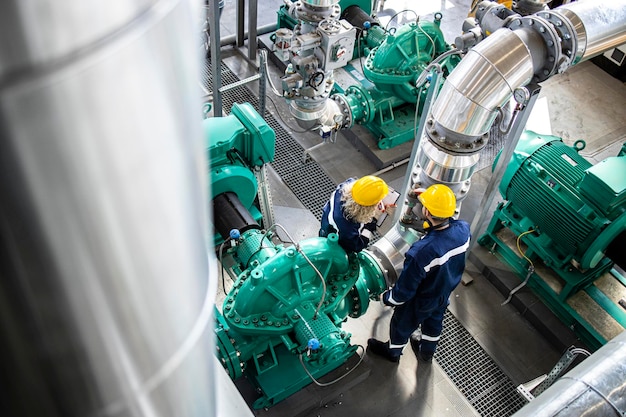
319,175,391,253
368,184,471,363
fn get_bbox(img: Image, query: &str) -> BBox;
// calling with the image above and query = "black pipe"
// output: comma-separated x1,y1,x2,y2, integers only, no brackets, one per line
212,192,260,240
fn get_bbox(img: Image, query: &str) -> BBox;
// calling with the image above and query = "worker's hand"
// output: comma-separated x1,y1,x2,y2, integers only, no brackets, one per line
379,289,390,307
383,203,396,215
409,187,426,199
364,221,377,232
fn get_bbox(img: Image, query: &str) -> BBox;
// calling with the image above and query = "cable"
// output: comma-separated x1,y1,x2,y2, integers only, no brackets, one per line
570,347,591,357
260,49,283,97
516,229,536,269
502,229,536,305
298,344,365,387
356,27,375,84
416,17,436,60
259,223,328,318
265,223,328,318
218,240,229,295
384,9,419,33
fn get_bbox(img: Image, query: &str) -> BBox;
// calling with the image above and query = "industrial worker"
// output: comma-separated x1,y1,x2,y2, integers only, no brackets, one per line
367,184,471,363
319,175,390,253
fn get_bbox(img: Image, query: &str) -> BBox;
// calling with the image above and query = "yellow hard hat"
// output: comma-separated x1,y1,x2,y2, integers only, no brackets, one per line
351,176,389,206
418,184,456,218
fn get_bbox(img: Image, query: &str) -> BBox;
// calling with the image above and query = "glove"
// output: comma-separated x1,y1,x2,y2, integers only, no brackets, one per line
364,220,377,232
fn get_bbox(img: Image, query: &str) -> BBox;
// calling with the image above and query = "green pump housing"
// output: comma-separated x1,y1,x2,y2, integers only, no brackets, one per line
206,102,275,245
214,231,387,409
479,131,626,348
334,16,459,148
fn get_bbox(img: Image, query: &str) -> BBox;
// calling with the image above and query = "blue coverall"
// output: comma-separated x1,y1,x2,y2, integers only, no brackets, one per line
319,178,377,253
382,219,471,357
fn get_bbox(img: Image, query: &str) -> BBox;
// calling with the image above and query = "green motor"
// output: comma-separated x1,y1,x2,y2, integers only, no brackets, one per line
479,131,626,348
493,132,626,274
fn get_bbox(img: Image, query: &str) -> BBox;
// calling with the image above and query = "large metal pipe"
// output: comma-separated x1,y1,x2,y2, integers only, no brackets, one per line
553,1,626,63
430,0,626,142
0,1,216,416
431,28,535,140
512,330,626,417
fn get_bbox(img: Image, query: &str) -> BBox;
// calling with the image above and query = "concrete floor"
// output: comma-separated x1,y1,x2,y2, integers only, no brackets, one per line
212,1,626,416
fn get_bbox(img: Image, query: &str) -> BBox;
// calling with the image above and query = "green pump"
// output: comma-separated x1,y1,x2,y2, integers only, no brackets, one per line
214,230,388,409
332,14,459,148
273,2,460,149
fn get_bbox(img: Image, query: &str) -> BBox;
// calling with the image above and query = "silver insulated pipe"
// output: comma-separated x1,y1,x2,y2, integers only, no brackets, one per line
428,0,626,151
512,330,626,417
416,0,626,192
0,1,216,416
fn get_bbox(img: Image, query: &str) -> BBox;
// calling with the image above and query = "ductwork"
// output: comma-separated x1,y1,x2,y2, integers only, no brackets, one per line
0,1,217,416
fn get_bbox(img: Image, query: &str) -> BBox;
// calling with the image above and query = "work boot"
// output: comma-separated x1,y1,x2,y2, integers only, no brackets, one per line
410,334,433,363
417,351,433,363
367,338,400,363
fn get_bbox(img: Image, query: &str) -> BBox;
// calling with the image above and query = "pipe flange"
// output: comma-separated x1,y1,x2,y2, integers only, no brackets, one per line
345,84,375,124
331,94,354,128
510,15,564,82
537,10,578,73
295,1,341,25
424,116,490,154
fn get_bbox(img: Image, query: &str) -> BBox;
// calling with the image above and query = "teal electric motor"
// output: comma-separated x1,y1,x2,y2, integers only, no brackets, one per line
206,102,275,246
479,131,626,348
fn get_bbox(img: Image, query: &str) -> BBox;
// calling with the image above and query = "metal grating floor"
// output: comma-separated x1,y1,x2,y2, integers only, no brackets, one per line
437,310,527,416
206,59,526,416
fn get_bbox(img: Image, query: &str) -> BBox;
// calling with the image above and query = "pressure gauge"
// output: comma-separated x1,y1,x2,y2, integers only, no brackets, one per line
513,87,530,105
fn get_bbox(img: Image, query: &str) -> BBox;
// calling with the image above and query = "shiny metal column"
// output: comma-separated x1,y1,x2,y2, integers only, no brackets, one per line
210,0,223,116
0,1,216,416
